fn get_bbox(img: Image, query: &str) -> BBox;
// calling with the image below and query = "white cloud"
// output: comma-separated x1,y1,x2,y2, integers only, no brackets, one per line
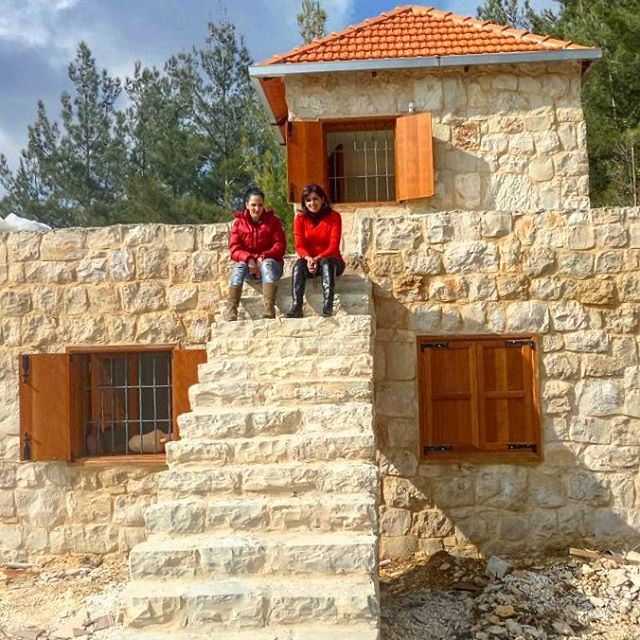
0,0,80,49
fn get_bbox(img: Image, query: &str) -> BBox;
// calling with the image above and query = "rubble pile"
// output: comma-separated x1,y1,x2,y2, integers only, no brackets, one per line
0,556,126,640
381,550,640,640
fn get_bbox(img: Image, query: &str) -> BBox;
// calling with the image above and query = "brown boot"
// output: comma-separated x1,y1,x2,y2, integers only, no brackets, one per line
224,285,242,321
262,282,277,319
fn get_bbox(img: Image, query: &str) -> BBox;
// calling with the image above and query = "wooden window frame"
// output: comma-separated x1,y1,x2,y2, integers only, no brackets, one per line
19,344,206,465
286,113,435,205
417,334,541,464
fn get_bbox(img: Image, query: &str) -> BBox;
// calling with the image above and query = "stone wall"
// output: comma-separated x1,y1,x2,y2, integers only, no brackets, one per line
363,207,640,559
0,224,229,561
286,61,589,247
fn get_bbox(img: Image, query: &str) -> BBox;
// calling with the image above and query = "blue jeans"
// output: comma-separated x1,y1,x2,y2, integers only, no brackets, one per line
230,259,283,286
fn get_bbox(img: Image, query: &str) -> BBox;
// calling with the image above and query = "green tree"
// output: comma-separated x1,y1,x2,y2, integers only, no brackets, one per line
0,101,70,225
167,20,255,216
58,42,126,224
476,0,538,29
297,0,327,44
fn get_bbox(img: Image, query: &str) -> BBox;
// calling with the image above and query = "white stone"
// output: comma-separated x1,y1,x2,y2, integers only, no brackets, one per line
577,379,623,416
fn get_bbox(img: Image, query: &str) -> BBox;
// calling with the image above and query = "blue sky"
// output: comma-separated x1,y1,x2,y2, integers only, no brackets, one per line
0,0,558,167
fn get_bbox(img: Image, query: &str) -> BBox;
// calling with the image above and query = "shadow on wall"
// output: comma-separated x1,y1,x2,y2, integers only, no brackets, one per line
373,293,640,560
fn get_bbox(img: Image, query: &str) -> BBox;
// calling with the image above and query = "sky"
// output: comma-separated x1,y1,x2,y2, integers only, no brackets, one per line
0,0,558,168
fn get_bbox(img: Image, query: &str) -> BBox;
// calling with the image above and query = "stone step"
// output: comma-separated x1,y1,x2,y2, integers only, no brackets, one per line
129,532,377,580
210,314,373,339
206,331,372,359
177,403,374,440
144,494,377,536
124,575,378,629
156,461,379,500
165,432,375,467
233,292,372,320
119,622,379,640
197,353,373,383
189,379,373,409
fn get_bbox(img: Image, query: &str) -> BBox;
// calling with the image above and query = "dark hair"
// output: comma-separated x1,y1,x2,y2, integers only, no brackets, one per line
300,183,331,215
244,186,265,203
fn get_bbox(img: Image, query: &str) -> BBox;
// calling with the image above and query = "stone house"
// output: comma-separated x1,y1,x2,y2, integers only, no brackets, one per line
3,4,640,638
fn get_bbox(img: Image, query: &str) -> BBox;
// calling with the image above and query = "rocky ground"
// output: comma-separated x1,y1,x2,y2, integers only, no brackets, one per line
1,549,640,639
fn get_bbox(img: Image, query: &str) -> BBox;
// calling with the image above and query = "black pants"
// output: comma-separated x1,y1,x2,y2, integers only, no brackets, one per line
292,257,345,280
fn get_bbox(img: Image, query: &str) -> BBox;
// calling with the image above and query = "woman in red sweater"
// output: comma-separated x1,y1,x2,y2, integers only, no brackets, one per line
287,183,345,318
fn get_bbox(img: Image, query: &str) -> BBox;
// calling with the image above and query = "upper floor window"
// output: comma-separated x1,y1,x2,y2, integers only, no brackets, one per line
326,122,396,203
286,112,435,205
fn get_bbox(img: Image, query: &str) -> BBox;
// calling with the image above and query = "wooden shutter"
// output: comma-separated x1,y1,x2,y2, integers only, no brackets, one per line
420,340,479,453
172,349,207,439
19,354,72,461
286,120,325,203
395,112,435,201
476,339,538,453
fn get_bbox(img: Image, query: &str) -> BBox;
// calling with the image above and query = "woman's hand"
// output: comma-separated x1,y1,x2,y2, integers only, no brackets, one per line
248,257,260,278
305,255,317,274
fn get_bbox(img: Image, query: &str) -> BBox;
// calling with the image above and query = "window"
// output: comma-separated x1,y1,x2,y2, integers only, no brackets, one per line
286,112,435,204
418,336,540,460
18,347,206,462
326,122,396,203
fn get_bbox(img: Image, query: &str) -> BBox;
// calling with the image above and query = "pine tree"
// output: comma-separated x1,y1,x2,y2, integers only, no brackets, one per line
167,20,256,217
297,0,327,44
58,42,126,224
476,0,536,29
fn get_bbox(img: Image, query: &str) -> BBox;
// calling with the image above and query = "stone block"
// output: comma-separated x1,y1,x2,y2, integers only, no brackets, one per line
557,251,593,279
412,508,454,537
543,352,580,379
576,379,623,416
481,212,512,238
108,249,135,281
550,300,588,331
505,301,549,332
523,246,556,277
564,331,609,354
432,477,474,508
476,468,527,510
41,230,86,261
375,220,423,251
566,225,595,250
380,507,411,536
76,257,107,282
137,247,169,279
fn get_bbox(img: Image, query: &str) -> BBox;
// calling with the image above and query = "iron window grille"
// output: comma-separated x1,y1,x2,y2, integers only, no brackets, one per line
80,351,172,456
327,128,396,203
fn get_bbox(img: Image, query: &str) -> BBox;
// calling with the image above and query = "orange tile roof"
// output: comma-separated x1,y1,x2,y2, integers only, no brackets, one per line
262,5,594,66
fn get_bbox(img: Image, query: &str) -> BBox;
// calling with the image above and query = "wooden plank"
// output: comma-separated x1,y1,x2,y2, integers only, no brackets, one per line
286,120,325,203
172,349,207,439
420,340,478,450
477,341,538,451
395,112,435,201
19,354,72,461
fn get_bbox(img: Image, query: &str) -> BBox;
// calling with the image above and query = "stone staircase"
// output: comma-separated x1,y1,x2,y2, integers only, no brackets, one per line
120,275,380,639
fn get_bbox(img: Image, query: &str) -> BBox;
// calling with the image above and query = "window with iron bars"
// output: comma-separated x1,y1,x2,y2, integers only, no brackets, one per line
326,123,396,203
79,351,172,456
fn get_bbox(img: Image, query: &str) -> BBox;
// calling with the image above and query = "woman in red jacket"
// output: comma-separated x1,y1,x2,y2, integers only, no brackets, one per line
226,187,286,320
287,183,345,318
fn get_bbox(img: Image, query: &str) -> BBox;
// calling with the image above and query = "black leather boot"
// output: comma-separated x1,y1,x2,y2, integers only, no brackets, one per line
286,260,306,318
321,260,336,317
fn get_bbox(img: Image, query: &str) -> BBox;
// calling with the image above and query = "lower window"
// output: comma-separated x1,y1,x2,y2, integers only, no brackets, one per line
80,352,172,456
418,336,540,459
19,346,206,461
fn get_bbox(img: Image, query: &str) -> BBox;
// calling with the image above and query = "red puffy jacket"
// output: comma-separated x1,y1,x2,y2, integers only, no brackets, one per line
294,209,343,262
229,209,286,264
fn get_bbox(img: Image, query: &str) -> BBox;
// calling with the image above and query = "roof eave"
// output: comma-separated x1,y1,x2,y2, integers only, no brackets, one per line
249,48,602,78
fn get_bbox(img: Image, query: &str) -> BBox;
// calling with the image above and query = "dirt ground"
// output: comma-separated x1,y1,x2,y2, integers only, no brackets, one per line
1,550,640,639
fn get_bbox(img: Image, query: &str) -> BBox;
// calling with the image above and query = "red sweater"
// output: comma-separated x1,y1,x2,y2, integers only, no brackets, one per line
294,209,343,261
229,209,286,264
